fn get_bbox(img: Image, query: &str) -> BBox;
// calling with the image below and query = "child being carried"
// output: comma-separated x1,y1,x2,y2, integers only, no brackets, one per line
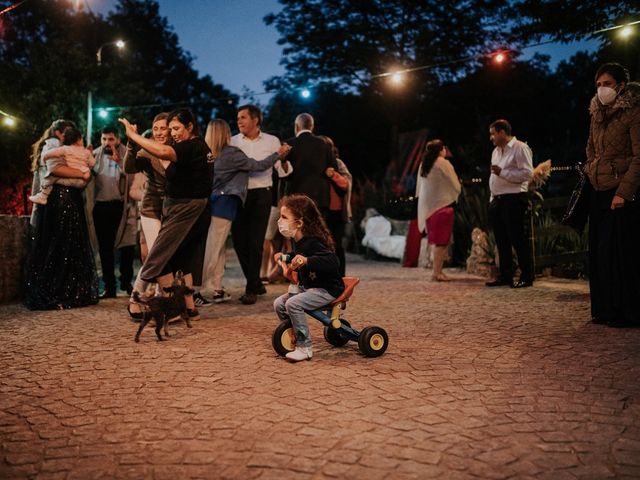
29,126,95,205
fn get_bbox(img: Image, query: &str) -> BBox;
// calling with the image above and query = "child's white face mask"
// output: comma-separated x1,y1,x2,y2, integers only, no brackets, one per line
277,219,298,238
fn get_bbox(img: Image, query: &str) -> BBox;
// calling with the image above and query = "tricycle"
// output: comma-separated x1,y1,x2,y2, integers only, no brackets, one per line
272,275,389,358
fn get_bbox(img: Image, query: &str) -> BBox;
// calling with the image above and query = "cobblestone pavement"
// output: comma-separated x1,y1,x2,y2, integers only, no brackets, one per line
1,252,640,480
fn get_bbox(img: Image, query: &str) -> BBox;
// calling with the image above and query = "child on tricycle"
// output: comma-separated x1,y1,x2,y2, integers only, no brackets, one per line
273,194,389,361
273,194,344,362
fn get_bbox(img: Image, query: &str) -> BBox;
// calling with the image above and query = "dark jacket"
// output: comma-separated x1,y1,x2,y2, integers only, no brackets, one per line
586,82,640,201
289,236,344,298
283,132,338,209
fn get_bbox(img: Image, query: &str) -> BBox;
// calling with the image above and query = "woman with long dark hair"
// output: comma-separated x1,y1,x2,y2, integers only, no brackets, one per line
585,63,640,327
416,139,461,281
118,108,213,320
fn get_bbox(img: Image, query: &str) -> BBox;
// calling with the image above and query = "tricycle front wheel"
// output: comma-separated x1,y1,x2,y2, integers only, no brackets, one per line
358,326,389,357
272,320,296,357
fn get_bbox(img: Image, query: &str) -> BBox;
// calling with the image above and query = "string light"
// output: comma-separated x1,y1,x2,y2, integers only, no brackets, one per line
0,0,28,17
390,72,404,85
619,26,634,39
0,108,18,128
494,52,506,64
372,19,639,81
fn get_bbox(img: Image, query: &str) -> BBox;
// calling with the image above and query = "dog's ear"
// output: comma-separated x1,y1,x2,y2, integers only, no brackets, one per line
163,286,175,293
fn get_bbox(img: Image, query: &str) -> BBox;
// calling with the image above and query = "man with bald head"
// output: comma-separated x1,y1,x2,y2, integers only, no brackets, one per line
282,113,337,213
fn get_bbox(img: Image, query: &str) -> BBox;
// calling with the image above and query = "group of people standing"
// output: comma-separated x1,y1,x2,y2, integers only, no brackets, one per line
415,62,639,328
23,62,639,332
24,105,353,326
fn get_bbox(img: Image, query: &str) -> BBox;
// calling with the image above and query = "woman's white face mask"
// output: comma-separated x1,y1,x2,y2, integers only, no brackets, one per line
277,218,299,238
597,86,618,106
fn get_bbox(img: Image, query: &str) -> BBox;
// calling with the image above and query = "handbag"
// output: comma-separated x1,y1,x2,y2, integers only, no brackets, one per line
561,164,591,232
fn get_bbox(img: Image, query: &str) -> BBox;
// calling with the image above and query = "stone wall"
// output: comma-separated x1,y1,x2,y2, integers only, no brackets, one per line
0,215,29,304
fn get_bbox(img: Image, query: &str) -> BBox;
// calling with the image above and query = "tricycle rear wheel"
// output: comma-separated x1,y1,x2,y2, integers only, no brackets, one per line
323,319,351,347
358,326,389,357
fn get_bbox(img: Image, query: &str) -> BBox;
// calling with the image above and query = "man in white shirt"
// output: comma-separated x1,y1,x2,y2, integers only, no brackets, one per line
486,119,534,289
230,105,282,305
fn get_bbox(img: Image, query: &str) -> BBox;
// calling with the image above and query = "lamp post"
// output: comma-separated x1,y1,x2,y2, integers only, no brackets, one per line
86,40,125,143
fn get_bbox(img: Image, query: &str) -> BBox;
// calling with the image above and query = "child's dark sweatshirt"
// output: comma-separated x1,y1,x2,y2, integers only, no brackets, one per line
289,236,344,298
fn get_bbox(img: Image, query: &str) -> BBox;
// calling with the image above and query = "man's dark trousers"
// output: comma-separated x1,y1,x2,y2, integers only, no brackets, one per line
231,187,271,294
93,200,134,293
488,192,533,283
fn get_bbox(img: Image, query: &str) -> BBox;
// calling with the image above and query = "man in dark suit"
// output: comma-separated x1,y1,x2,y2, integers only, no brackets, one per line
283,113,337,214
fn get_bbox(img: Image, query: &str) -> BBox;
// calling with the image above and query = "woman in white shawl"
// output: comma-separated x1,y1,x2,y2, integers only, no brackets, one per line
416,139,461,281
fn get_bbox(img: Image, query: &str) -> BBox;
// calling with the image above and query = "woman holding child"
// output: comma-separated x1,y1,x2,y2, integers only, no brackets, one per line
24,124,99,310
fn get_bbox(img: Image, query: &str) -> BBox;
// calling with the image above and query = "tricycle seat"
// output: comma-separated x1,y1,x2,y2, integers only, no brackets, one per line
330,277,360,305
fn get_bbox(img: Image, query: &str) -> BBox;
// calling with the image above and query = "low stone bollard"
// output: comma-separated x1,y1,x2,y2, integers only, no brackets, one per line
0,215,29,304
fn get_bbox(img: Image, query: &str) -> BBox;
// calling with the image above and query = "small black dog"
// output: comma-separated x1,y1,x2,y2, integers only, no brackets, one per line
133,271,194,342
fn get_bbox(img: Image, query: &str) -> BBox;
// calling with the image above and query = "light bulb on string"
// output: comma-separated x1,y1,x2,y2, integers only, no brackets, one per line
390,72,403,85
619,26,633,39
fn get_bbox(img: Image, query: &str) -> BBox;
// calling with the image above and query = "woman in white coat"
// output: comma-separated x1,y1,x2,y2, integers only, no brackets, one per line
416,139,461,281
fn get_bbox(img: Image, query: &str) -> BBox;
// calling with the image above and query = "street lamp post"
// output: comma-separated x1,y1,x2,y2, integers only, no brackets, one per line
86,40,125,143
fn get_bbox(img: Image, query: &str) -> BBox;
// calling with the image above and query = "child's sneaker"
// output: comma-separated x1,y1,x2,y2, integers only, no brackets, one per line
193,292,212,308
29,192,48,205
212,290,231,303
285,346,313,362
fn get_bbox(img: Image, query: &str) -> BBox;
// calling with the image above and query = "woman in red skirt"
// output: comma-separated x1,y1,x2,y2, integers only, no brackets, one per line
416,139,461,281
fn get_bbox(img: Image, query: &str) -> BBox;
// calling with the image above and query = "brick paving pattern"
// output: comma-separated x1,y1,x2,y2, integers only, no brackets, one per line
1,252,639,479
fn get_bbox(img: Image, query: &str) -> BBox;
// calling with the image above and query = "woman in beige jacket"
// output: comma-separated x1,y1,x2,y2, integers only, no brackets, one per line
585,63,640,327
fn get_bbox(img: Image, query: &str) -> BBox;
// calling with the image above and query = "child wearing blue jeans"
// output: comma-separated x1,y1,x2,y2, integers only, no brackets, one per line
273,194,345,362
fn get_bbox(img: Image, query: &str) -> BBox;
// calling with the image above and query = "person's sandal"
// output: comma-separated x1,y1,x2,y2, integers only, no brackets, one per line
127,303,143,321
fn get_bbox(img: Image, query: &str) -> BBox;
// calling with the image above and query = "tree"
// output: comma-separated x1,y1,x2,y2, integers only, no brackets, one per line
264,0,505,92
511,1,638,42
511,0,640,78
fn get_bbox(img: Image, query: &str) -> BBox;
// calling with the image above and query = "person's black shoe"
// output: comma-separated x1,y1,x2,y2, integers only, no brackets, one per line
99,289,117,299
255,285,267,295
591,316,607,325
193,292,212,308
511,280,533,289
485,279,511,287
239,293,257,305
121,283,133,295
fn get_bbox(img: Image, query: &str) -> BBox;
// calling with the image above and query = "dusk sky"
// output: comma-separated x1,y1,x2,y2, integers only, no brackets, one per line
93,0,598,100
94,0,285,101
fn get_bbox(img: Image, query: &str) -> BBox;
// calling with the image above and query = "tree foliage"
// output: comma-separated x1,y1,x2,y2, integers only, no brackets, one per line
264,0,505,91
510,1,639,43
